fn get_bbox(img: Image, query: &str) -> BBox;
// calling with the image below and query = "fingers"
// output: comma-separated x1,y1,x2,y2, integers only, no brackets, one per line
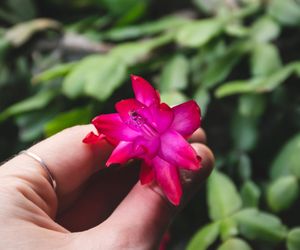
0,124,209,235
1,125,113,210
179,143,214,203
188,128,206,144
57,164,139,232
57,128,208,231
80,143,214,249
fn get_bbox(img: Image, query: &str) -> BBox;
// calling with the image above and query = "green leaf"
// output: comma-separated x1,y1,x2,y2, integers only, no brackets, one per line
101,0,145,16
268,0,300,26
110,42,152,66
231,112,258,151
220,217,238,241
225,22,249,38
190,39,226,86
234,208,287,243
231,1,261,19
103,15,188,41
250,43,282,77
271,133,300,179
5,18,61,47
32,62,78,84
241,181,261,208
192,0,225,14
110,34,173,65
194,0,259,17
176,18,223,48
294,62,300,77
238,154,252,181
238,94,266,118
84,56,127,101
215,62,297,97
63,55,127,101
255,63,296,91
62,55,100,98
287,228,300,250
187,222,220,250
114,0,147,26
67,15,111,33
207,171,242,221
250,16,281,42
0,90,56,122
202,41,250,88
267,176,299,212
159,54,189,92
44,107,92,137
217,238,252,250
160,91,187,106
193,87,210,117
215,79,262,98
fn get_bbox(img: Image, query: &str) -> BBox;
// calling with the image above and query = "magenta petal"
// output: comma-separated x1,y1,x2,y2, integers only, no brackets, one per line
159,130,200,170
106,141,143,166
116,99,162,140
153,157,182,205
171,100,201,137
148,103,174,133
82,131,104,144
92,113,140,141
140,161,154,185
138,136,160,159
131,75,160,107
115,98,145,130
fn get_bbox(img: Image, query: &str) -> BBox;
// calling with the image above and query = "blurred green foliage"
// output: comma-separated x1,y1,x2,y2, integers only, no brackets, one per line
1,0,300,249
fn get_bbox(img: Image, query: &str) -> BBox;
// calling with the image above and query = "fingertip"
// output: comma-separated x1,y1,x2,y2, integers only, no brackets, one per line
191,143,214,172
178,143,214,200
189,128,207,144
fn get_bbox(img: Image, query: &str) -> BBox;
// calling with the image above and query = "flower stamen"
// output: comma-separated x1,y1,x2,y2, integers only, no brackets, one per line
129,110,158,138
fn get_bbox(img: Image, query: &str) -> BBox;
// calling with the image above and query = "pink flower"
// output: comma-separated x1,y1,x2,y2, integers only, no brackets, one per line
83,75,201,205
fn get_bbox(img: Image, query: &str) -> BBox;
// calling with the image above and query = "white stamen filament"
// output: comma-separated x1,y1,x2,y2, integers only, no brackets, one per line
129,110,158,138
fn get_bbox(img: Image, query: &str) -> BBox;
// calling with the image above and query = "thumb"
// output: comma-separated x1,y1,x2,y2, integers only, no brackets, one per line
79,143,214,250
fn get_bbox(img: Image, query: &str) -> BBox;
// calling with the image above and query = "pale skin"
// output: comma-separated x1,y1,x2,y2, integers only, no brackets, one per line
0,125,214,250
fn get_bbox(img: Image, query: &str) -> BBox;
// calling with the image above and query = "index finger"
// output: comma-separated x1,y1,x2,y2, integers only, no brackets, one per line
2,125,113,199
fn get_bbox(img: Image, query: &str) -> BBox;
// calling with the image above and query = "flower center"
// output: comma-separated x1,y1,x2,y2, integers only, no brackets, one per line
129,110,158,138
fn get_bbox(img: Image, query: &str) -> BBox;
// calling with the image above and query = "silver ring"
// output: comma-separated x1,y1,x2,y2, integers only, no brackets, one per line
20,150,57,191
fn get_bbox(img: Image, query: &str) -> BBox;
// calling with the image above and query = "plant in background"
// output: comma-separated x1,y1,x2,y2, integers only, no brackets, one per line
1,0,300,249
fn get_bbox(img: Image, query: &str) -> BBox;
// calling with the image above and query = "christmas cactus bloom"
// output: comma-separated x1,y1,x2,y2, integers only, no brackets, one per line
83,75,202,205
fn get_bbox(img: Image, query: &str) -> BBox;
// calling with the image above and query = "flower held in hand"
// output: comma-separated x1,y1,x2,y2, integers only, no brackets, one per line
83,75,201,205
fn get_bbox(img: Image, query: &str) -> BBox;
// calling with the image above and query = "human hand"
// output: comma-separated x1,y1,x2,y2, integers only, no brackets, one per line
0,125,214,250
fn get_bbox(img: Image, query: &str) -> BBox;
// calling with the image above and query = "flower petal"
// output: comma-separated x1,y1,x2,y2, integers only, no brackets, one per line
115,98,145,130
140,161,154,185
171,100,201,137
92,113,140,141
153,156,182,205
106,141,144,166
116,99,161,139
131,75,160,107
138,136,160,159
82,131,104,144
148,103,174,133
159,130,200,170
